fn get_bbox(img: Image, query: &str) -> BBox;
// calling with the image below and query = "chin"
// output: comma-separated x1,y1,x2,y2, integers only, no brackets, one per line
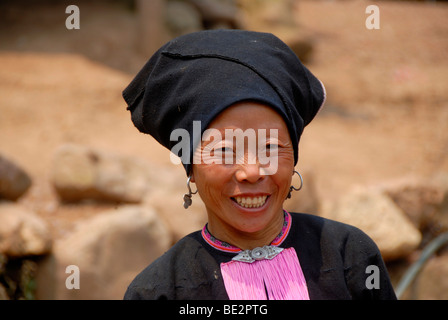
229,206,278,234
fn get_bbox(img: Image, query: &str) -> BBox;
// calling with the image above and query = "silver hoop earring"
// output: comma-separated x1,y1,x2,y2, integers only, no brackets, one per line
287,170,303,199
183,175,198,209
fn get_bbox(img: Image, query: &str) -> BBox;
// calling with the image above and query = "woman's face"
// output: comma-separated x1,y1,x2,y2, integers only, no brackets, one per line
191,101,295,242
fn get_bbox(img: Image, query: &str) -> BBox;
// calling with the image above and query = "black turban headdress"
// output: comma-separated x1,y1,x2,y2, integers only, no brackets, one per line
123,29,326,175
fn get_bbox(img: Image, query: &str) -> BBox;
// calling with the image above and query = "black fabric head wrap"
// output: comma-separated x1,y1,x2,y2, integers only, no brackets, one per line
123,29,326,175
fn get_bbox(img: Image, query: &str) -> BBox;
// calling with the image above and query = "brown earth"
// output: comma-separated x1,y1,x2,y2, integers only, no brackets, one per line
0,0,447,298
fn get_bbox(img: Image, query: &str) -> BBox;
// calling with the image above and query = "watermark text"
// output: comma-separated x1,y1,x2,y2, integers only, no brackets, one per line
170,121,279,175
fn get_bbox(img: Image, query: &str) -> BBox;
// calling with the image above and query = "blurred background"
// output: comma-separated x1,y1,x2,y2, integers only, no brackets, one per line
0,0,447,300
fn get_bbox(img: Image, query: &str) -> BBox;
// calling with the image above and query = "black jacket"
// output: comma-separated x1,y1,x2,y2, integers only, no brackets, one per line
124,212,397,300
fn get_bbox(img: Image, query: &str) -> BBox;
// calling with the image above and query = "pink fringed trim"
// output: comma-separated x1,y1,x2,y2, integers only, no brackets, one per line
220,248,309,300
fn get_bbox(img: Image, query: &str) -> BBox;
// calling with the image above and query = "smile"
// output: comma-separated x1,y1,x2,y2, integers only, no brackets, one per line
231,195,269,209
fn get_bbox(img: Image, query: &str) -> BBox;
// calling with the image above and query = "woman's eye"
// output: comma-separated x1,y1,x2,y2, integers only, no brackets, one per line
220,147,234,153
264,144,279,156
266,144,279,150
212,147,233,156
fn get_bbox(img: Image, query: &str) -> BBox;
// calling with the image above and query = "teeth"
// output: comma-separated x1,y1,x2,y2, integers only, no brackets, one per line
234,196,268,208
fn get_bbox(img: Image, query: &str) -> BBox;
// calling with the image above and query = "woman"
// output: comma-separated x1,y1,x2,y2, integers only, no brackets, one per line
122,30,397,300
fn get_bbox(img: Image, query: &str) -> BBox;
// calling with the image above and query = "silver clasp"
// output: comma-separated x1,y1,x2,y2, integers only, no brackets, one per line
232,246,284,263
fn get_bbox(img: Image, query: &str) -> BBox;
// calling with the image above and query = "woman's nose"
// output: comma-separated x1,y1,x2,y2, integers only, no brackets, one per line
235,163,264,184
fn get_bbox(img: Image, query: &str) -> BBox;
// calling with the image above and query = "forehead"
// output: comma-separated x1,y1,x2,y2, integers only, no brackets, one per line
208,101,289,133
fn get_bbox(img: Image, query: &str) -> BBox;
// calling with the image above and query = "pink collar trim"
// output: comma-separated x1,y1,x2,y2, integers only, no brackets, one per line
201,211,292,253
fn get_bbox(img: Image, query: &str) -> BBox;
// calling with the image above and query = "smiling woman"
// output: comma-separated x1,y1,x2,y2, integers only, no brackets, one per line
191,102,294,250
122,29,397,300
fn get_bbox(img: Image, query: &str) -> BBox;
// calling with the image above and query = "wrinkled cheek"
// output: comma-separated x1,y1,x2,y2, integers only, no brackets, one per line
273,167,294,200
193,165,229,204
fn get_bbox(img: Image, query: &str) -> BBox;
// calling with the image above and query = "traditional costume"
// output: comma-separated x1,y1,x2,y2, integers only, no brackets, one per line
123,30,397,300
124,211,396,299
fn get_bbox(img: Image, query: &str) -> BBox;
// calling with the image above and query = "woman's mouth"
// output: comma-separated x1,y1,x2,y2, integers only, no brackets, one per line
231,195,269,209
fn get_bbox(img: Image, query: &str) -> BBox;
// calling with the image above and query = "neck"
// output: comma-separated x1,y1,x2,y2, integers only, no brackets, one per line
207,210,285,250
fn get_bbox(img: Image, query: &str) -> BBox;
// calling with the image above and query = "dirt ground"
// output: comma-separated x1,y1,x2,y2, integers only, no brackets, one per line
0,0,447,297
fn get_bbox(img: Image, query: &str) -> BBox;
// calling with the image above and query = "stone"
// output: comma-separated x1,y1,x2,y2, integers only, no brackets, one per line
415,252,448,300
35,205,171,300
166,1,203,37
322,189,422,261
0,153,32,201
51,144,151,204
398,251,448,300
384,178,448,245
0,202,52,257
188,0,242,29
287,37,315,64
239,0,295,27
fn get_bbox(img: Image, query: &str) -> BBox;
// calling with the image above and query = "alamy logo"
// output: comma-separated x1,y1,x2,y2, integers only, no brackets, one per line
365,5,380,30
65,5,80,30
65,265,80,290
365,265,380,289
170,121,279,175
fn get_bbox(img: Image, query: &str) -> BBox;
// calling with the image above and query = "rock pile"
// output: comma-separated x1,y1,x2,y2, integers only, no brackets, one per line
0,203,52,258
322,189,422,261
51,144,152,204
0,152,50,299
384,178,448,247
0,153,32,201
34,143,206,299
36,205,171,300
320,177,448,300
